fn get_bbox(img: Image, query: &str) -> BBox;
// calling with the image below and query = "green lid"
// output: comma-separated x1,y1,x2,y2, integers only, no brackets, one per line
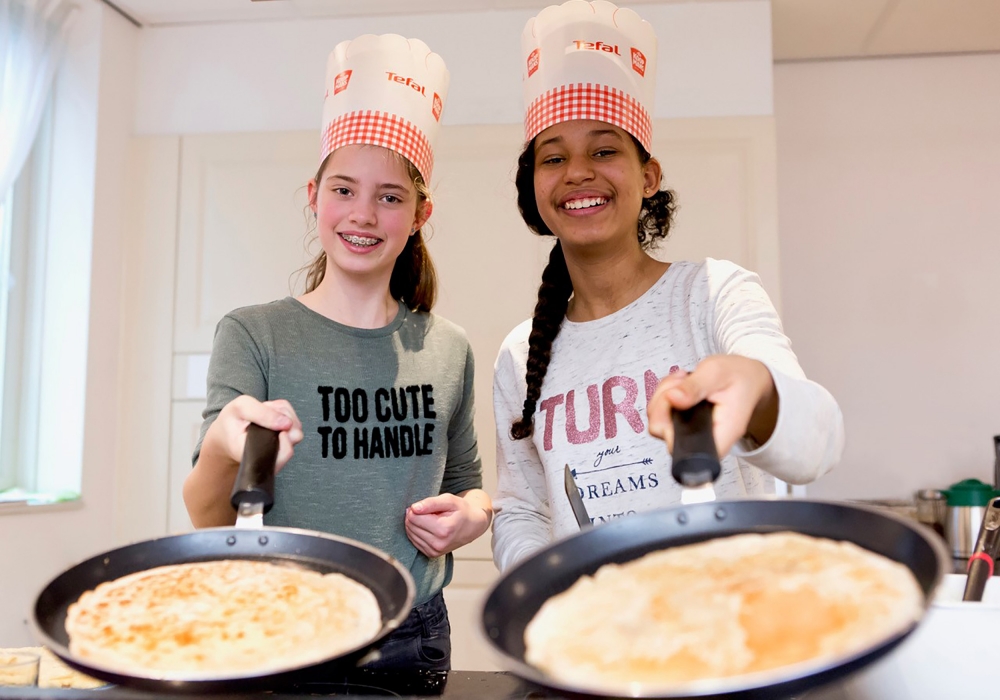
942,478,1000,506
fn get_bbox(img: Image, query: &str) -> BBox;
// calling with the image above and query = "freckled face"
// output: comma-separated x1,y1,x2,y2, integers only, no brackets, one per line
533,120,657,250
308,145,427,281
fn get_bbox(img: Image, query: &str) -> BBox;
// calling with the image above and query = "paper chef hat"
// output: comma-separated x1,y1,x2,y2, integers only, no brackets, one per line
522,0,657,152
321,34,449,183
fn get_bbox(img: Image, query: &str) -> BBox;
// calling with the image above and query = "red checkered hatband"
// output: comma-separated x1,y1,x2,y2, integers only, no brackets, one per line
524,83,652,153
321,111,435,183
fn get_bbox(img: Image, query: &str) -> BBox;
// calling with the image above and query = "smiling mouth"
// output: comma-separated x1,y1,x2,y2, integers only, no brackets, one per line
562,197,608,211
340,233,381,247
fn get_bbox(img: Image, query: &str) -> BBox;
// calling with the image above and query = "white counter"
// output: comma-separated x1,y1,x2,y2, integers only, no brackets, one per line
810,574,996,700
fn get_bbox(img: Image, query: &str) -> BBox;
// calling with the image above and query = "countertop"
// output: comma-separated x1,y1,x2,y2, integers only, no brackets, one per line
0,671,884,700
2,671,536,700
0,669,879,700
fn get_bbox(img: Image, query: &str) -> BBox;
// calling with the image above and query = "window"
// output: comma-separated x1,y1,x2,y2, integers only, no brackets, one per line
1,0,92,511
0,100,59,503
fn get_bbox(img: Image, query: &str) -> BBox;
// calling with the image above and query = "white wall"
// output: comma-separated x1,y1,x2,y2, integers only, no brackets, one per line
133,0,773,134
0,0,138,646
775,53,1000,500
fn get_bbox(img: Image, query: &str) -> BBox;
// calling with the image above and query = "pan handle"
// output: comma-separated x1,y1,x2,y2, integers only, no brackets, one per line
963,496,1000,601
671,400,721,488
229,423,278,513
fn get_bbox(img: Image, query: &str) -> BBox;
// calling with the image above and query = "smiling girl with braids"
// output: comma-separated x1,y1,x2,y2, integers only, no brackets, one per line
491,0,844,572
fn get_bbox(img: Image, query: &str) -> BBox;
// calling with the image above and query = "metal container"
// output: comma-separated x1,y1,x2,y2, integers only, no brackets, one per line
946,504,988,560
941,478,1000,569
914,489,946,538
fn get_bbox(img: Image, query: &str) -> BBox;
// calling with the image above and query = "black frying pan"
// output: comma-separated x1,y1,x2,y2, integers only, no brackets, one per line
482,402,951,698
31,425,415,693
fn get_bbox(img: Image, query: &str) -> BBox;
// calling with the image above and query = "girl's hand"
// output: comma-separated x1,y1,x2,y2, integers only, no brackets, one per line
185,396,305,528
205,395,304,473
404,493,491,558
647,356,778,458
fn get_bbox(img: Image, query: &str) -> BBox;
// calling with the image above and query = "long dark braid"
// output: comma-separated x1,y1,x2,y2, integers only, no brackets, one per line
510,134,678,440
510,242,573,439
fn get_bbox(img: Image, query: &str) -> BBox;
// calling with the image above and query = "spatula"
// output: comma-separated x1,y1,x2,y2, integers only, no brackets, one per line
563,465,592,530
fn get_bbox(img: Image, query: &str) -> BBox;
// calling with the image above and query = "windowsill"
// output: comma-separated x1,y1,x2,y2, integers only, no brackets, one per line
0,493,83,515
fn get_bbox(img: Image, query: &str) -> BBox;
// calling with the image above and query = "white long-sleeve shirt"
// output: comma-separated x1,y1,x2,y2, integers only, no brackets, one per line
491,259,845,572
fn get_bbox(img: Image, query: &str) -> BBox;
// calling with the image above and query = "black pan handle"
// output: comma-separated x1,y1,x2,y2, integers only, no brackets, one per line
671,400,721,488
229,423,279,513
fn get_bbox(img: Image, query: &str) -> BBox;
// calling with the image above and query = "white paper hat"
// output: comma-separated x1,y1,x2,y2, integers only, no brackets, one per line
321,34,449,183
522,0,657,152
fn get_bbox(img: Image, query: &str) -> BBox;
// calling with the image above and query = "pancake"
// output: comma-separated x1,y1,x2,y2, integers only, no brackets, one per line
65,560,381,677
524,532,924,693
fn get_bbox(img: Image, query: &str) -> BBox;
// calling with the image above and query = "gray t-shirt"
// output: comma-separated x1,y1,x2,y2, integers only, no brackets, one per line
194,297,483,605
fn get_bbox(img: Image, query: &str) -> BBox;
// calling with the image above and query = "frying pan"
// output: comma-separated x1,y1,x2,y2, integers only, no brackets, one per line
31,425,416,693
482,403,951,698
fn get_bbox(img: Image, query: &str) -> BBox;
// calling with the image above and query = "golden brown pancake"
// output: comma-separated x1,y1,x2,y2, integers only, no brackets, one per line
65,560,381,677
525,532,924,693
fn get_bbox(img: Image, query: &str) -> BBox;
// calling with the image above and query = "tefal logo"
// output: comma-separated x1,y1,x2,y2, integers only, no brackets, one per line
527,48,540,77
572,40,621,55
432,93,443,121
386,72,426,95
631,47,646,76
333,69,352,95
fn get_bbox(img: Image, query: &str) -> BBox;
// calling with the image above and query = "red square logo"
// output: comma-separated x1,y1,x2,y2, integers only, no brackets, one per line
432,93,443,121
527,48,540,77
631,47,646,77
334,69,352,95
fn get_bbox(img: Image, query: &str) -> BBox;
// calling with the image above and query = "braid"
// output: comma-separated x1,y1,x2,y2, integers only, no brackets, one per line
511,242,572,439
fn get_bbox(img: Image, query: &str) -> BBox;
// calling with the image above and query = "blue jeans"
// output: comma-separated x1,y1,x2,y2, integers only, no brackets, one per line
364,591,451,672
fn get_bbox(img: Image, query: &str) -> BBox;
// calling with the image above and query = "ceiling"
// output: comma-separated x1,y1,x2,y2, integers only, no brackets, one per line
770,0,1000,61
105,0,1000,61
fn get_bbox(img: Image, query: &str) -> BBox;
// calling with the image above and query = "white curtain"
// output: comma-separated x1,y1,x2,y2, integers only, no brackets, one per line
0,0,77,198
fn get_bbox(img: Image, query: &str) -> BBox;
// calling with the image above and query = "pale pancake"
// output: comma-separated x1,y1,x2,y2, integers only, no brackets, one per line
525,532,924,693
65,560,382,677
